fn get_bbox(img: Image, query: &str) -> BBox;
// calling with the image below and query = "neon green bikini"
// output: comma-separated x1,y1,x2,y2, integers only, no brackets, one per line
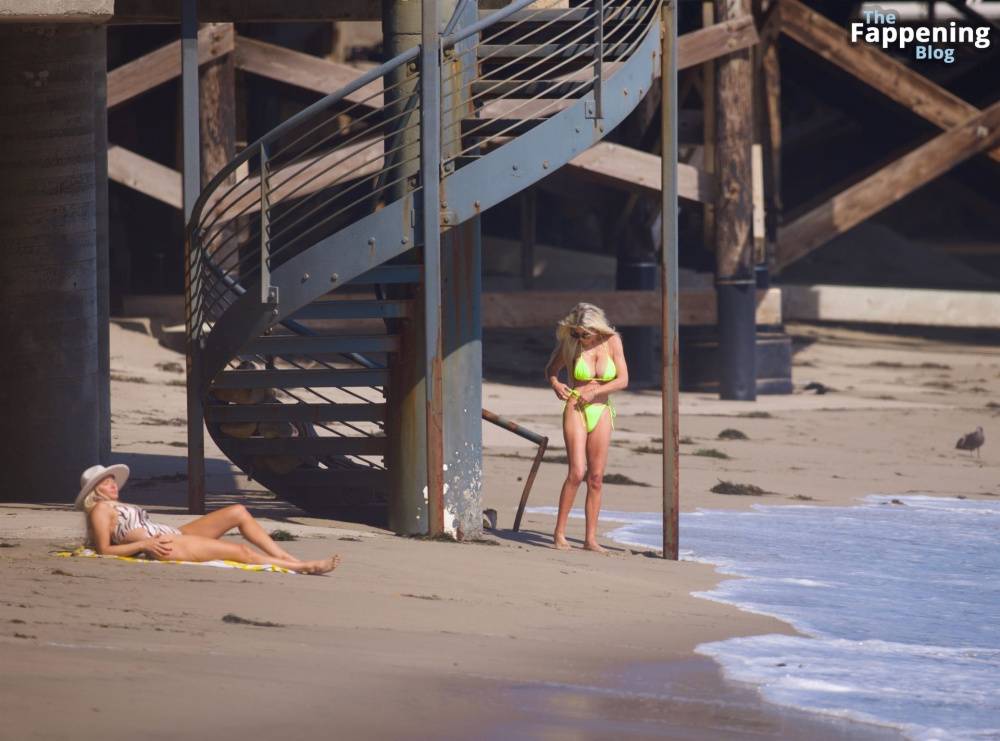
567,354,617,433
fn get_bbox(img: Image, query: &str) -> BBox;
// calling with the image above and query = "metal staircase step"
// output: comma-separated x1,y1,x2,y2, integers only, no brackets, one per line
244,333,399,355
278,467,389,488
353,264,423,284
291,299,412,320
478,43,629,61
205,402,386,423
224,436,387,456
470,79,592,99
213,368,388,389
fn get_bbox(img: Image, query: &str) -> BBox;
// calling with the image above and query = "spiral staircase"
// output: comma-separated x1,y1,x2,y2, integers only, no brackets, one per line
185,0,664,524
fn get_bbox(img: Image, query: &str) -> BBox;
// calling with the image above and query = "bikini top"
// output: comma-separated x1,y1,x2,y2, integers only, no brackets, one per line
111,503,180,545
573,354,617,382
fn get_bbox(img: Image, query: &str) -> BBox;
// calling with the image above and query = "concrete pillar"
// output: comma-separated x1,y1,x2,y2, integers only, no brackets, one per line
0,24,105,502
94,26,110,464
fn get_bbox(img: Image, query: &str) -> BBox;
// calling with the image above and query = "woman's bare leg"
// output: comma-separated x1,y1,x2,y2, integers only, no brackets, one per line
583,408,613,553
180,504,297,561
162,534,339,575
554,406,588,549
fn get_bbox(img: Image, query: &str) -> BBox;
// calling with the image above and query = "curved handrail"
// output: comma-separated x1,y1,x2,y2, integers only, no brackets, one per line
186,44,420,241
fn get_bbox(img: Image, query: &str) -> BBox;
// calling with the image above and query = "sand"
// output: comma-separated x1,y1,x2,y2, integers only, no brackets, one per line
3,320,997,739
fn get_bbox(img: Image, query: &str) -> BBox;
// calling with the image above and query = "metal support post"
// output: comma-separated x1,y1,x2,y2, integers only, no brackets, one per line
182,0,205,514
421,0,446,536
660,0,680,560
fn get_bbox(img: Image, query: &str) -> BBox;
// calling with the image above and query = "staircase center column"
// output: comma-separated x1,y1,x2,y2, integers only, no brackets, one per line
383,0,464,535
0,23,105,502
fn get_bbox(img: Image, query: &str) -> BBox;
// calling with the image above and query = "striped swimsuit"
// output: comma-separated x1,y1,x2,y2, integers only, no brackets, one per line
111,503,181,545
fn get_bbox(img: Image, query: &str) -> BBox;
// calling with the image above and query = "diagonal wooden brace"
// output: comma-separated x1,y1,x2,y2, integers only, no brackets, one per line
777,99,1000,270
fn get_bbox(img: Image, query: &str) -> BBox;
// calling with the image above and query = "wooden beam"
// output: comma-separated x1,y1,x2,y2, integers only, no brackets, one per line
777,100,1000,270
111,0,381,23
567,142,715,204
782,285,1000,329
233,36,382,107
701,2,717,251
200,24,236,186
482,288,782,328
678,13,759,69
107,23,234,110
108,137,385,220
108,145,182,209
714,0,754,282
780,0,1000,165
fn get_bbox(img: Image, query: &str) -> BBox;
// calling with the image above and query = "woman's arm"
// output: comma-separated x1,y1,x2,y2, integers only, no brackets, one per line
88,501,173,558
545,345,572,400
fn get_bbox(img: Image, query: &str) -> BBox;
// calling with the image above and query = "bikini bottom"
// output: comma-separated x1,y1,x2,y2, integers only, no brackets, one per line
565,396,616,434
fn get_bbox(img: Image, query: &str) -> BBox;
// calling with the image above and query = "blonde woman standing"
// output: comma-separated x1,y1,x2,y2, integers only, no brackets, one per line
544,303,629,552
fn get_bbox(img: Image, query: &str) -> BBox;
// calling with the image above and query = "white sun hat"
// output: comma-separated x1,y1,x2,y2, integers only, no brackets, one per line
75,464,130,511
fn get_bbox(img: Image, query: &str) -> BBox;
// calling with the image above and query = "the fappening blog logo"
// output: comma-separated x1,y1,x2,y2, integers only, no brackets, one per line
850,5,993,64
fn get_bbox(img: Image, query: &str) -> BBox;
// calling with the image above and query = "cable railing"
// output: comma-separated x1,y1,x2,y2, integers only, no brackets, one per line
441,0,659,169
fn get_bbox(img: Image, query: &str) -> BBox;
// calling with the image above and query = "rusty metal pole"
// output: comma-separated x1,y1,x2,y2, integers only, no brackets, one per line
421,0,445,536
383,0,428,535
182,0,206,514
660,0,680,560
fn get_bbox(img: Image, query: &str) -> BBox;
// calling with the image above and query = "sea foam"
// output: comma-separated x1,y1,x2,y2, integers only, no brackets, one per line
528,496,1000,740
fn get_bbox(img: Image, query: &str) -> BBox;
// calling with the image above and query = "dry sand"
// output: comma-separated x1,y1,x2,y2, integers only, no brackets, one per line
3,320,998,739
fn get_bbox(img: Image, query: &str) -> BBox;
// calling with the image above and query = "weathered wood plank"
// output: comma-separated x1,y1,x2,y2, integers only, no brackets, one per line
780,0,1000,165
108,137,383,218
107,145,182,209
111,0,381,22
678,13,760,69
200,24,236,186
107,23,234,110
782,285,1000,329
714,0,754,281
482,289,782,327
566,142,715,204
776,100,1000,270
233,36,382,108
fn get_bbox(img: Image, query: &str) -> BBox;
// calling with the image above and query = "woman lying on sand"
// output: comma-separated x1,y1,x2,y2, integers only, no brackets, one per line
75,464,340,575
544,302,629,552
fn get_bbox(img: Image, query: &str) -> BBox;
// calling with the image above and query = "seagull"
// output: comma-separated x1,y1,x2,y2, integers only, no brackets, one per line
955,426,985,457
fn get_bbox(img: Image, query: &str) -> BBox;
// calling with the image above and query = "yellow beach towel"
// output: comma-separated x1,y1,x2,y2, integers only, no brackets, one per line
56,547,295,574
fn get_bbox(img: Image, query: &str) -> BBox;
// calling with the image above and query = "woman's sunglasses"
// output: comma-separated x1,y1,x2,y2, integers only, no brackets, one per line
570,329,594,340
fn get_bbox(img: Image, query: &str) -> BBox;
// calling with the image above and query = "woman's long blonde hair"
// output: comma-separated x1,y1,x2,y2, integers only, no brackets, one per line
555,302,617,372
80,484,111,546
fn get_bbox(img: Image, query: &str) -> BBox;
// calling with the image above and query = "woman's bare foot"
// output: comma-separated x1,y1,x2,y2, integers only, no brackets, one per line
553,534,571,550
583,541,608,554
296,554,341,575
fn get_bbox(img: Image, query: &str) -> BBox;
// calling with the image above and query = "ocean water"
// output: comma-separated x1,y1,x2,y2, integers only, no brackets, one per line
528,497,1000,740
